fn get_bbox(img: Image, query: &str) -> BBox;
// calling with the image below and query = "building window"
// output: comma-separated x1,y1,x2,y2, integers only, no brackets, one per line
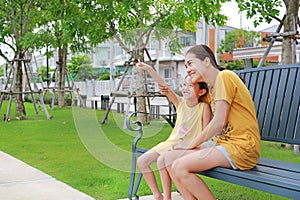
150,37,159,50
115,45,123,56
164,68,174,89
164,68,171,79
180,36,191,47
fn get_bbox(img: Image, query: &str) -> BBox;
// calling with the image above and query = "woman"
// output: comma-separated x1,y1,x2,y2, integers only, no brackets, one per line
159,44,260,200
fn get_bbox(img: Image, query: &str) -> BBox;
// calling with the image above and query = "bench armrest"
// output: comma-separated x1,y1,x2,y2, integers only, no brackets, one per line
126,112,144,152
159,113,177,128
126,112,177,152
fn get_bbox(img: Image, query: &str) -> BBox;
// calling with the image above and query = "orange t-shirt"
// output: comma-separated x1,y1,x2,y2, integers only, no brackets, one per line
212,70,260,170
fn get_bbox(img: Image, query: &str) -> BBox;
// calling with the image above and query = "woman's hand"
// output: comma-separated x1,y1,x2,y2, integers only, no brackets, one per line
173,140,192,150
159,84,171,95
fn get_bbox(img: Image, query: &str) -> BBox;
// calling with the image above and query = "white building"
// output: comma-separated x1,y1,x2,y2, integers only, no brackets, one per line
31,21,237,93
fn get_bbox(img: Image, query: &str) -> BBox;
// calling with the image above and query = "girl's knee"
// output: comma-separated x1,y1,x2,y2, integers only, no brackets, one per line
137,151,158,170
156,156,164,169
137,155,148,169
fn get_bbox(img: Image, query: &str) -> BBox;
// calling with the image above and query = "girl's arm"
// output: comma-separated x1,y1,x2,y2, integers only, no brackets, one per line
202,103,212,128
136,61,181,107
189,100,230,148
174,100,230,150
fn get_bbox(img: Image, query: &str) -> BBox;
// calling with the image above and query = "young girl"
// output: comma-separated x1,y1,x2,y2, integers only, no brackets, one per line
136,61,212,200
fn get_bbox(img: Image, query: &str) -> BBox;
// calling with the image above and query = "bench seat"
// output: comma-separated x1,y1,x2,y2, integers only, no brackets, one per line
199,158,300,199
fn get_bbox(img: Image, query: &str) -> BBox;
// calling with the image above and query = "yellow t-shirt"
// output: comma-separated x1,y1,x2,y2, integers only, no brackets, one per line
153,100,205,154
212,70,260,170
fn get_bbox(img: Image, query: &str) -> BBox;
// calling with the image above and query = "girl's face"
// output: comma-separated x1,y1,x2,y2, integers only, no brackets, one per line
181,76,204,100
185,52,208,83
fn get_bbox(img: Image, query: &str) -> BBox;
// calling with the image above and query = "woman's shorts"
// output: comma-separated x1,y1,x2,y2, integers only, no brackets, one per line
202,140,239,170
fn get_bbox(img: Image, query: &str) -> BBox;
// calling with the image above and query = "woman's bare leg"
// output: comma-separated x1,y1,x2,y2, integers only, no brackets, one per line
159,150,199,200
171,147,231,200
137,149,163,200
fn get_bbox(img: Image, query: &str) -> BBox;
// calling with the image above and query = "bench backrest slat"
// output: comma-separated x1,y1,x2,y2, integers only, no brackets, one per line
271,69,288,140
280,68,297,140
292,68,300,141
236,65,300,144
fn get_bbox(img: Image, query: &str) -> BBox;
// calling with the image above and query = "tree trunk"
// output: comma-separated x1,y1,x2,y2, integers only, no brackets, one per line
135,49,147,123
281,0,299,64
15,53,26,119
135,69,147,123
57,47,67,108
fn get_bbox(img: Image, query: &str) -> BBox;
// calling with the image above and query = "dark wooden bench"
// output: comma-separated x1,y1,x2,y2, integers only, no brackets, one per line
126,64,300,200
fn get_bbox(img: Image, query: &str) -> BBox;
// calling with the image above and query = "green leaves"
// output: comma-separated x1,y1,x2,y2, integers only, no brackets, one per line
83,0,229,53
67,54,95,81
236,0,282,27
217,29,261,54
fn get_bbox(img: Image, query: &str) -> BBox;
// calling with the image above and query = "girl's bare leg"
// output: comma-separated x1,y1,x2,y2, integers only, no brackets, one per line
171,147,231,200
137,149,163,200
157,156,172,200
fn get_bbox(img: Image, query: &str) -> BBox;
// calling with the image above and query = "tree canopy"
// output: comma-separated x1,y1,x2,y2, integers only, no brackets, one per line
236,0,299,64
0,0,298,119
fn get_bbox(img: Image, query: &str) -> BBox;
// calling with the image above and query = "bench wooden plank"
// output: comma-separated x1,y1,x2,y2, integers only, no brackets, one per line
262,70,279,140
257,70,271,129
253,166,300,183
199,161,300,199
199,164,300,189
253,70,264,110
278,69,295,139
269,69,286,140
248,71,258,103
259,158,300,173
199,168,300,199
287,68,300,143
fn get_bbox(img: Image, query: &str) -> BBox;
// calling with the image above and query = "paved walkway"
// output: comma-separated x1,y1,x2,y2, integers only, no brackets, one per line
119,192,183,200
0,150,183,200
0,151,95,200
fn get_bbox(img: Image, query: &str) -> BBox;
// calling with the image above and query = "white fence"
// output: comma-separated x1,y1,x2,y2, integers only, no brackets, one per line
74,80,111,96
0,77,172,116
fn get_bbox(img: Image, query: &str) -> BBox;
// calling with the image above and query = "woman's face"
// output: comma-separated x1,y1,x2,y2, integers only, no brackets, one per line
185,52,207,83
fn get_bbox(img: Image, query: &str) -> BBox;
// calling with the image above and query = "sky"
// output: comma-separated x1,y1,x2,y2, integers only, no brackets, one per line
222,1,285,31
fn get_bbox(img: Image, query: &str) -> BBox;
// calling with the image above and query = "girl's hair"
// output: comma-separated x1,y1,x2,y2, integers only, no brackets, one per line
184,75,210,103
197,82,210,103
187,44,224,71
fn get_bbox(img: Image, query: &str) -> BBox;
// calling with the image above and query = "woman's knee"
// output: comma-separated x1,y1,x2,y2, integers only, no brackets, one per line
171,159,187,179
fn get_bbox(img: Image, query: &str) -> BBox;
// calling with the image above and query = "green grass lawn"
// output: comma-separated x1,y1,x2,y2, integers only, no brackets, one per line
0,101,299,200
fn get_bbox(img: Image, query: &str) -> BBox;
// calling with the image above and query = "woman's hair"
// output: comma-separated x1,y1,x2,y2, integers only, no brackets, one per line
186,44,224,71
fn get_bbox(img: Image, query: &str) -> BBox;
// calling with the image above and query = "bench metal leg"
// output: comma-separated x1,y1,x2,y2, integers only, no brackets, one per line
132,172,143,199
128,153,143,200
128,147,147,200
